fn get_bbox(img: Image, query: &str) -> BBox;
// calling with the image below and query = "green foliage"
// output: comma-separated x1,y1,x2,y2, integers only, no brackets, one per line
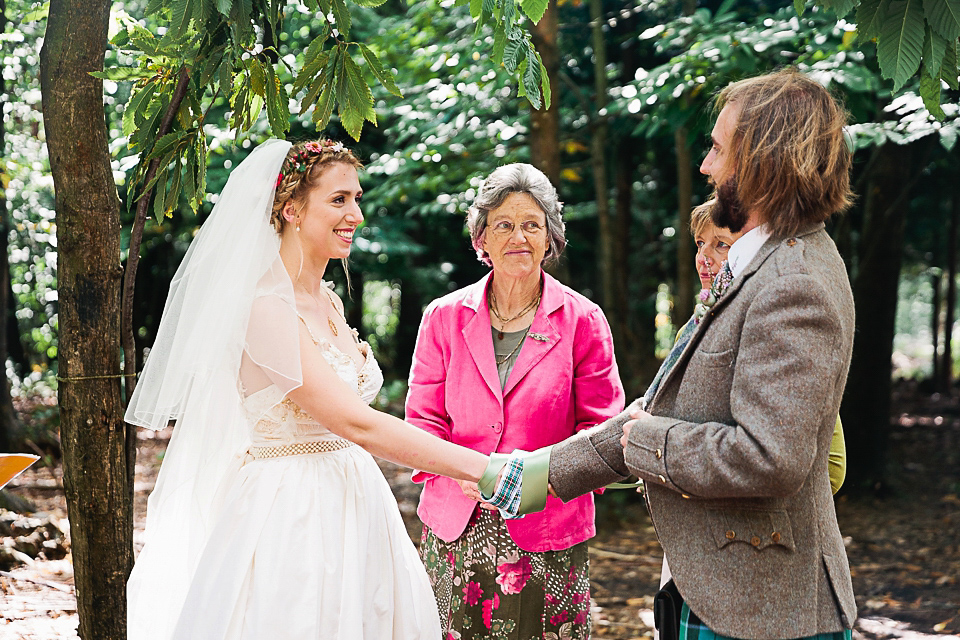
846,93,960,149
102,0,552,223
612,6,881,138
813,0,960,111
877,0,925,91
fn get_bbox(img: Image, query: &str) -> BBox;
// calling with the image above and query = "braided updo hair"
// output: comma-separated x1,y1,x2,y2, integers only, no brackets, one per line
270,139,363,234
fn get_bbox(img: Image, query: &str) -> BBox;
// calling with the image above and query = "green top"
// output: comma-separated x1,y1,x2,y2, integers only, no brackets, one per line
828,416,846,495
492,326,528,389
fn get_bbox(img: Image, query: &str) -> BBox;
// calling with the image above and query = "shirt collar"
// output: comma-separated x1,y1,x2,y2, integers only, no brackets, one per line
727,224,772,278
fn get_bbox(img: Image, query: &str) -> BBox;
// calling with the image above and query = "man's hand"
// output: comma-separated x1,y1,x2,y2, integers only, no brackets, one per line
620,407,653,448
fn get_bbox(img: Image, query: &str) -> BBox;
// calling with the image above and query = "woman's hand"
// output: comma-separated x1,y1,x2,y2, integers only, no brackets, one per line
458,479,497,510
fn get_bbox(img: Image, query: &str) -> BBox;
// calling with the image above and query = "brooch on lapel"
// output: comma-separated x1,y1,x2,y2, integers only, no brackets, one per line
529,333,550,342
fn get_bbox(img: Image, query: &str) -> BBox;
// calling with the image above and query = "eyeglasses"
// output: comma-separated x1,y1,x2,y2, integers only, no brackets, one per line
489,220,546,236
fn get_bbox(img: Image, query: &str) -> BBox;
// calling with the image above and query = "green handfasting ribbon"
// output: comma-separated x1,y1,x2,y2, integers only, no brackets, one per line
478,447,645,515
478,447,552,515
477,452,511,499
606,480,644,490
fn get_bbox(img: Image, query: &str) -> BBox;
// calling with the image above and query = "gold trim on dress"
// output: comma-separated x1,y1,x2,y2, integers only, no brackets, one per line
248,439,355,459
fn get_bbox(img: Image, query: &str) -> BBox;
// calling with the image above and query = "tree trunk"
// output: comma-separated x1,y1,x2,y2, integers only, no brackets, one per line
933,270,942,384
0,169,20,453
529,0,570,284
395,273,422,377
611,141,634,360
40,0,132,637
529,0,559,186
673,127,694,325
842,141,915,493
940,190,959,393
671,0,696,327
589,0,614,310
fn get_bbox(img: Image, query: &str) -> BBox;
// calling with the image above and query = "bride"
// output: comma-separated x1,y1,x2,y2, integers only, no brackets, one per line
125,139,493,639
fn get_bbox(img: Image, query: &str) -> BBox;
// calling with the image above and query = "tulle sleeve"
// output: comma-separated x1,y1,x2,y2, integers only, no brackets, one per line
239,257,303,411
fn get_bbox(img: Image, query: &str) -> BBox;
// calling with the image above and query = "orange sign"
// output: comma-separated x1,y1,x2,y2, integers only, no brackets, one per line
0,454,40,490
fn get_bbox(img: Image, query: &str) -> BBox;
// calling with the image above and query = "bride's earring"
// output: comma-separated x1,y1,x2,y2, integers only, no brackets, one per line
296,217,301,232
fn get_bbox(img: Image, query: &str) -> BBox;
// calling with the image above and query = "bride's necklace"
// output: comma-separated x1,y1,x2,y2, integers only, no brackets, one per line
489,284,542,340
301,282,342,337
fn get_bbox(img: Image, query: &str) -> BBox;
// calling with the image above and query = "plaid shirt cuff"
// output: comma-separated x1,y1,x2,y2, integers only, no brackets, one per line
481,455,524,519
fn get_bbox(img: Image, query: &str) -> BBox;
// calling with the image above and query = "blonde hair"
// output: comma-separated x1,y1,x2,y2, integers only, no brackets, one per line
271,140,363,233
717,69,853,239
690,202,714,237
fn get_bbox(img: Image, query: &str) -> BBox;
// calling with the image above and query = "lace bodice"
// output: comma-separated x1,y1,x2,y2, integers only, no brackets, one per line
242,337,383,447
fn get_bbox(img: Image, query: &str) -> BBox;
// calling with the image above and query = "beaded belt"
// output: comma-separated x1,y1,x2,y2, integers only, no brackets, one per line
248,439,355,459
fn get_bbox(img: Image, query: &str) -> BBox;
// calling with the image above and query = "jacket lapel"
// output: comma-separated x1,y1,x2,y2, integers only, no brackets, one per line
502,272,562,397
462,272,504,406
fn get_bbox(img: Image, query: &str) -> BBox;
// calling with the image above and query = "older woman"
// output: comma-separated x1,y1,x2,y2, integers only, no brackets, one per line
406,163,625,640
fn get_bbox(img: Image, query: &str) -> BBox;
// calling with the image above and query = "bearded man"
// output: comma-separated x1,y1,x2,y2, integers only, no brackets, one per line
487,69,858,640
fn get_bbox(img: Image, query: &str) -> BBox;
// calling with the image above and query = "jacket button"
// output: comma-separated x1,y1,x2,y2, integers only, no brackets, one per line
786,238,797,247
658,474,666,484
681,493,691,499
751,536,761,547
725,530,736,540
771,532,781,543
492,422,502,433
655,448,663,459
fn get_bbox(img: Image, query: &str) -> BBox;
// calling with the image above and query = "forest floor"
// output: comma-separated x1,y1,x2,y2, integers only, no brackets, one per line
1,383,959,639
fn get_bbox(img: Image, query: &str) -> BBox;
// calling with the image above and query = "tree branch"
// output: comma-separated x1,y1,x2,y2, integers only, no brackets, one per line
121,65,190,404
121,65,190,492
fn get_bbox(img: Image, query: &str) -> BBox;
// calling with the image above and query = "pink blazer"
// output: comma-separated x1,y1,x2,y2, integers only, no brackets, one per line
406,271,624,552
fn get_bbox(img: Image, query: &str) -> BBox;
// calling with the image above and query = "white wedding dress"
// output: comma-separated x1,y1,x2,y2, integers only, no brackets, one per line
169,332,442,639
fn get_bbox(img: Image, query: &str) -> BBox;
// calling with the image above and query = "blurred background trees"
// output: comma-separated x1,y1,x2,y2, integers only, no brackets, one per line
6,0,960,485
5,0,960,634
5,0,960,570
2,0,957,478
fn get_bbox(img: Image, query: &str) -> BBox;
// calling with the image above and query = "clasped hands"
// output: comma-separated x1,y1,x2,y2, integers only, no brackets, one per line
476,407,650,518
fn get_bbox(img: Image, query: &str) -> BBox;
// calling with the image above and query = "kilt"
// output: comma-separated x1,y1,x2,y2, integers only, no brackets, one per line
680,602,852,640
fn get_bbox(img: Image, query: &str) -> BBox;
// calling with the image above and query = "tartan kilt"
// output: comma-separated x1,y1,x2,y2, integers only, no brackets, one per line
679,602,852,640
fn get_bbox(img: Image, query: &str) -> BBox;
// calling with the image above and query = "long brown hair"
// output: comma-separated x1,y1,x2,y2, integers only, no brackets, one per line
717,69,853,239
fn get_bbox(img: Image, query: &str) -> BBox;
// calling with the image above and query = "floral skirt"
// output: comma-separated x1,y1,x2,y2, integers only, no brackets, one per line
419,508,591,640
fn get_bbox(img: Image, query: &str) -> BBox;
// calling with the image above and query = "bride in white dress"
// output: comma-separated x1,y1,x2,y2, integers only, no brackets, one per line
125,139,492,640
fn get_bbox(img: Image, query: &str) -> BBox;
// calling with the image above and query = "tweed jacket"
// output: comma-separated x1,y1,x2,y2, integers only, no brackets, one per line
407,271,625,552
548,224,857,639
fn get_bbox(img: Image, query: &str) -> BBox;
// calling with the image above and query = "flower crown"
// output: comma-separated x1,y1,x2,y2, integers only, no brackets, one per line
276,139,347,187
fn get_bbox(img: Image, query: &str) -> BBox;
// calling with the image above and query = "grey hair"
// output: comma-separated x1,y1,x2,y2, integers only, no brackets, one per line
465,163,566,267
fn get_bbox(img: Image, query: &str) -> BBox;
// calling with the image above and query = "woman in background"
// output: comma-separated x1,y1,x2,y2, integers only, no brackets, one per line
406,163,625,640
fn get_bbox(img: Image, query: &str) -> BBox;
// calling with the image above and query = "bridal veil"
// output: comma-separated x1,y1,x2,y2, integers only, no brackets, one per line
125,139,304,639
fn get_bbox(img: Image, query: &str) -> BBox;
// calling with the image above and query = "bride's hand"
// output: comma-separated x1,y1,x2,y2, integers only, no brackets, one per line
457,479,496,509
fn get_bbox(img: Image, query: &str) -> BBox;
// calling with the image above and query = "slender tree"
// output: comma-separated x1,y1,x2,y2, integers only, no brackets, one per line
589,0,614,313
940,188,959,393
39,0,131,637
843,139,927,491
529,0,559,185
933,268,942,383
